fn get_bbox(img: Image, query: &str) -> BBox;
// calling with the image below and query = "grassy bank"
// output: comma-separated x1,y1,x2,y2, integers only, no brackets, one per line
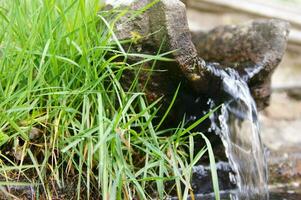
0,0,219,199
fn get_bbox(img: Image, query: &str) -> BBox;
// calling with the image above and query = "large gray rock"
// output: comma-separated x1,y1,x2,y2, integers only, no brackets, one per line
191,19,290,109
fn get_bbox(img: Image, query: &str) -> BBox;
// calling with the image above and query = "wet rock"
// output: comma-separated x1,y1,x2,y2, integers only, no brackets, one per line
113,0,289,111
112,2,290,186
111,2,290,194
190,162,235,193
165,162,235,196
191,19,290,110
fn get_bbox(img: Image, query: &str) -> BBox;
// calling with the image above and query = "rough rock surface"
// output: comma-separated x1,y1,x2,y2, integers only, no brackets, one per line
191,20,290,109
113,0,289,111
114,0,219,95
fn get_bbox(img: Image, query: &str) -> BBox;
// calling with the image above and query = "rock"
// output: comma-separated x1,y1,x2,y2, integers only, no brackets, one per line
112,0,289,111
114,0,223,95
165,162,235,196
108,1,291,195
191,19,290,109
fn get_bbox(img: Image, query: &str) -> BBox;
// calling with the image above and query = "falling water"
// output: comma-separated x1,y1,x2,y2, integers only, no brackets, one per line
208,65,269,199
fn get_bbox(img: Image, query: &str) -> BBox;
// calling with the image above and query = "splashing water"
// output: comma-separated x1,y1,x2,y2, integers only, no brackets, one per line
209,65,269,199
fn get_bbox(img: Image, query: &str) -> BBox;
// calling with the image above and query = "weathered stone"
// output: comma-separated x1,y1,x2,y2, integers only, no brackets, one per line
191,19,290,109
113,0,289,111
109,1,292,195
114,0,220,95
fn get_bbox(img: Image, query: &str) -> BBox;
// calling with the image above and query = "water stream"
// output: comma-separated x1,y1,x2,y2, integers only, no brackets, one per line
208,65,269,199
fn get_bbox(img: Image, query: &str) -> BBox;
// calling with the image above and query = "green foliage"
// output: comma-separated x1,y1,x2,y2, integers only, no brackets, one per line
0,131,9,147
0,0,220,199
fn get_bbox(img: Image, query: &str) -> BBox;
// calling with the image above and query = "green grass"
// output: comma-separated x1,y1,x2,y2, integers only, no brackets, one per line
0,0,220,199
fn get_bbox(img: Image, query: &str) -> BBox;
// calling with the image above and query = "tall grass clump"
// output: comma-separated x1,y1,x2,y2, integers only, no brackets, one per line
0,0,219,199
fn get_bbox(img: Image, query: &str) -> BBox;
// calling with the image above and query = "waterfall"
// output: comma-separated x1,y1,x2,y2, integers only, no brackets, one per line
209,65,269,199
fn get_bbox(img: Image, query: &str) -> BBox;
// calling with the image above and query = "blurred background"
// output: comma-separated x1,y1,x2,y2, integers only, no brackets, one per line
186,0,301,191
